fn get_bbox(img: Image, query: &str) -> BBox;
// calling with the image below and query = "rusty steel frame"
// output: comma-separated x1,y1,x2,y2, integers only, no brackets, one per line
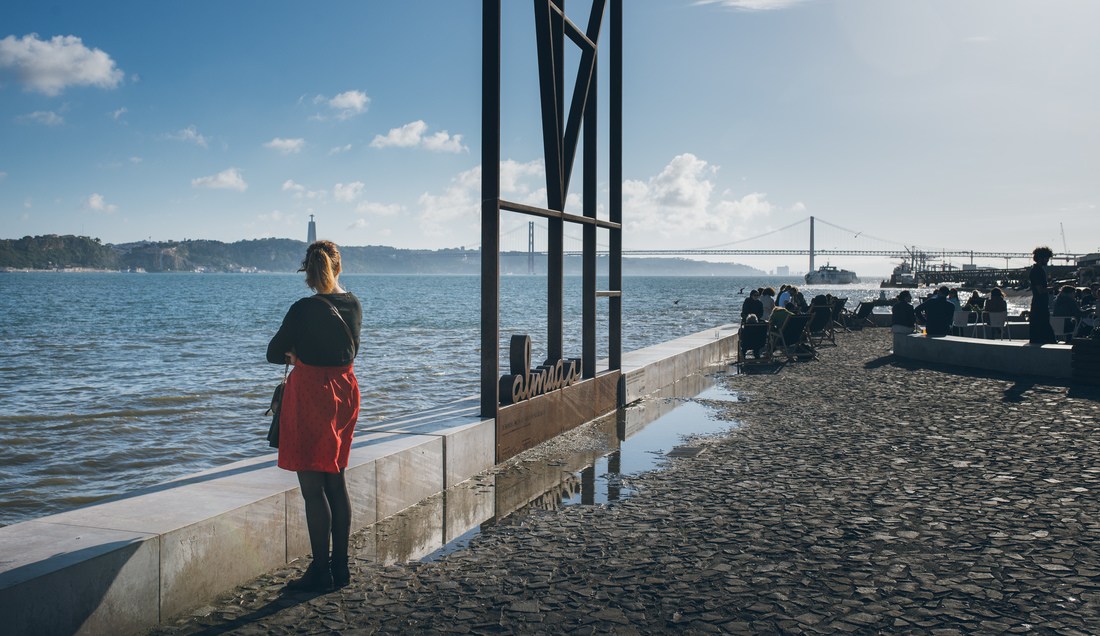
481,0,623,417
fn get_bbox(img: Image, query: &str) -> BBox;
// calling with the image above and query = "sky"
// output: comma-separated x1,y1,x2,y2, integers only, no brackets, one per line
2,0,1098,276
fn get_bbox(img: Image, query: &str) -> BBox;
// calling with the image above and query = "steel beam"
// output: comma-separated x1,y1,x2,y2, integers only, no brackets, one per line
480,0,501,418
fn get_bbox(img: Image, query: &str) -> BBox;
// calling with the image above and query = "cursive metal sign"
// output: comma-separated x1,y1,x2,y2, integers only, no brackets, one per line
498,334,581,405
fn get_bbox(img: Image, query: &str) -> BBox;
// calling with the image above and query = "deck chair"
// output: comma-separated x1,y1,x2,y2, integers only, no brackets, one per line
830,298,850,331
770,313,815,361
846,301,876,330
807,304,835,346
737,322,772,365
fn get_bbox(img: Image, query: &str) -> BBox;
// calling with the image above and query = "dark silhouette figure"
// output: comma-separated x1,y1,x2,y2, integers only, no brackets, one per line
1028,246,1056,344
915,286,955,337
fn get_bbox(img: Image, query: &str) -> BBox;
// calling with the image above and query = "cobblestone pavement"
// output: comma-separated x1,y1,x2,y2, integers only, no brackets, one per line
152,329,1100,634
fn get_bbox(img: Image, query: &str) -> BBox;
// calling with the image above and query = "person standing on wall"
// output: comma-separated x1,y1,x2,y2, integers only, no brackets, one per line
267,240,362,591
1028,246,1056,344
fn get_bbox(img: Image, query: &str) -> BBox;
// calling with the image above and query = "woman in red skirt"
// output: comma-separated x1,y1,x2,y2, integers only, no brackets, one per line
267,240,361,591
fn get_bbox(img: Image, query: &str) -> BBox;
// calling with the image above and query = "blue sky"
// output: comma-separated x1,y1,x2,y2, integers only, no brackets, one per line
2,0,1098,274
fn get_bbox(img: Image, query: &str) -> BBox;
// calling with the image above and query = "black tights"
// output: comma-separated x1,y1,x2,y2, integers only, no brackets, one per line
297,470,352,564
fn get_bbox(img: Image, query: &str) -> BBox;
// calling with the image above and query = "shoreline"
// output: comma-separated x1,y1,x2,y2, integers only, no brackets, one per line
154,328,1100,633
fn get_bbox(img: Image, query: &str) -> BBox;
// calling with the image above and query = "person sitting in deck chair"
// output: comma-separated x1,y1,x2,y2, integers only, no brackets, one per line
740,289,763,322
738,314,768,360
768,303,792,335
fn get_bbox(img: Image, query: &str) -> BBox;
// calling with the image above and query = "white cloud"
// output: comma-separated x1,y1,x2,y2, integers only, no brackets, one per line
85,192,117,213
163,125,208,148
0,171,7,181
422,130,467,153
17,110,64,126
371,120,467,153
263,137,305,154
129,156,142,164
694,0,808,10
418,165,481,236
311,90,370,120
623,153,776,243
192,167,247,192
372,120,425,148
418,159,543,236
110,107,127,121
333,181,365,203
329,144,352,155
355,201,402,216
348,219,369,230
0,33,123,96
282,179,325,201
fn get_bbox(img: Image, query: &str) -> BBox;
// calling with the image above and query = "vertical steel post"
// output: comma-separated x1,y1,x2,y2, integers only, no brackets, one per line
480,0,501,418
609,0,622,374
547,0,565,362
582,52,597,379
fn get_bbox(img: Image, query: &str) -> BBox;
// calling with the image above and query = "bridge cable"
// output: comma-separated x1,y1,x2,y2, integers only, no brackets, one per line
694,216,811,250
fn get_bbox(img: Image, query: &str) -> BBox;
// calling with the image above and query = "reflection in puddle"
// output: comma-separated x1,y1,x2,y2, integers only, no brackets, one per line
356,368,742,565
561,372,740,506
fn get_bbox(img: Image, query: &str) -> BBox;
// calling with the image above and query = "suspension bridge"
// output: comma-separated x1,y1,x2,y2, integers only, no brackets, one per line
489,216,1085,270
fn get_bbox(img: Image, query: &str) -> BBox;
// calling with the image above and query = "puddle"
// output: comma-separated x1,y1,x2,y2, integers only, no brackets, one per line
398,368,743,564
560,386,740,506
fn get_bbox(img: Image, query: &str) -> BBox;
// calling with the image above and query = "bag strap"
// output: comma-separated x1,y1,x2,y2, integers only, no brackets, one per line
313,294,359,358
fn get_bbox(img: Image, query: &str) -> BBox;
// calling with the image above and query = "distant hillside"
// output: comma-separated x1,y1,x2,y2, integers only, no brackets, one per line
0,235,766,276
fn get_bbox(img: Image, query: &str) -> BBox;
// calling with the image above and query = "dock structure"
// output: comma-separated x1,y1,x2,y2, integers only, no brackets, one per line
918,265,1077,291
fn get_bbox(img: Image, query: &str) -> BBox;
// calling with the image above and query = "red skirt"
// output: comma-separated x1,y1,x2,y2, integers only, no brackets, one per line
277,361,360,473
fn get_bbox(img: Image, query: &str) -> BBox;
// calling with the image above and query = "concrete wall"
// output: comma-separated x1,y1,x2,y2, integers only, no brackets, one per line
892,332,1072,379
621,324,737,405
0,325,739,635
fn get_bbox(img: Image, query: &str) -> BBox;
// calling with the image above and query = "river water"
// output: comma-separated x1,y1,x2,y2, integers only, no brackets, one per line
0,272,976,525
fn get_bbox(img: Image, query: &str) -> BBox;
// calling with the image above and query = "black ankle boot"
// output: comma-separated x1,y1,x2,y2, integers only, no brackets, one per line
331,557,350,588
285,560,333,592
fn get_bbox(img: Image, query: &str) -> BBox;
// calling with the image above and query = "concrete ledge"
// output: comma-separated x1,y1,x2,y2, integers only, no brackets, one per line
0,324,738,634
892,333,1072,379
621,324,737,404
356,397,495,489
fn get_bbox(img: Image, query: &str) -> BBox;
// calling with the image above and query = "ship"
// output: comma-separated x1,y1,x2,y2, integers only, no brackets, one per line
804,263,859,285
880,262,918,288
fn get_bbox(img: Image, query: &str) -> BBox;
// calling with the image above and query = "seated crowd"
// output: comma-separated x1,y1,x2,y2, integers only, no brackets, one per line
891,282,1098,341
739,284,842,360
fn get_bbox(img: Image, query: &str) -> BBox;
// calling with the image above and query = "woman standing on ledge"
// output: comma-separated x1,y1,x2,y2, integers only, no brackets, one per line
267,240,362,591
1028,245,1056,344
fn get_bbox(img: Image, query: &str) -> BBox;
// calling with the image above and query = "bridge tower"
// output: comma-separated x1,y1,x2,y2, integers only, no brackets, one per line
528,221,535,275
808,215,815,273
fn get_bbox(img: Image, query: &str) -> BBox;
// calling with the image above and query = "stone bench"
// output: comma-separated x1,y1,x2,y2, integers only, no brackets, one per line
892,332,1072,379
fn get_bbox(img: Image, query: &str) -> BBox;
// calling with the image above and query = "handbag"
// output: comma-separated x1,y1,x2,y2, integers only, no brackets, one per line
264,363,289,448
